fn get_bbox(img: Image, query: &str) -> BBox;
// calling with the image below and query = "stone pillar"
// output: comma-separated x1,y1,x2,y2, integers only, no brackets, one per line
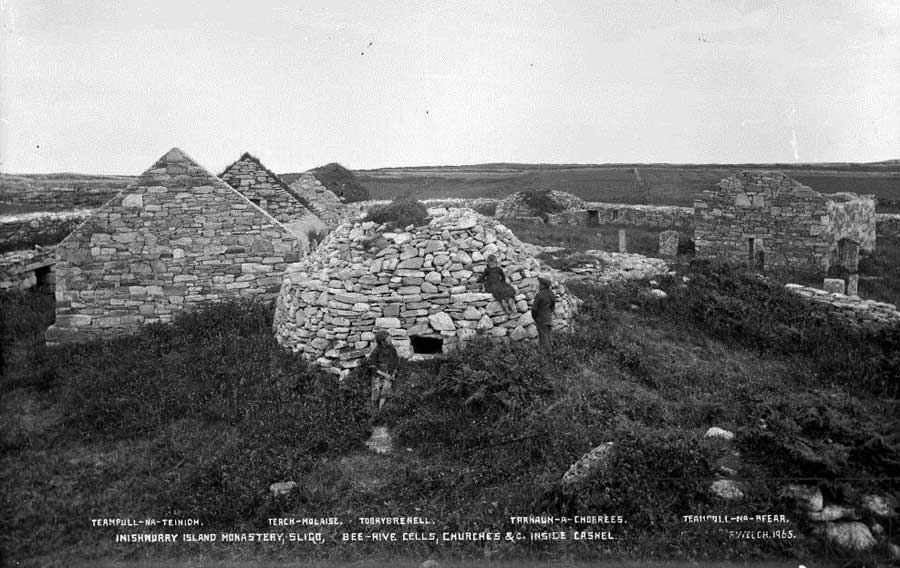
846,274,859,297
658,230,679,257
618,229,627,253
823,278,846,295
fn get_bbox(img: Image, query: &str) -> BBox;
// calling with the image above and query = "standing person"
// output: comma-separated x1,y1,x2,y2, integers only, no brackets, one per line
531,276,556,351
365,330,399,412
479,254,517,313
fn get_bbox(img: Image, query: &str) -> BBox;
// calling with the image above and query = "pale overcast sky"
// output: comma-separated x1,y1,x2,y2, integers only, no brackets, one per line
1,1,898,174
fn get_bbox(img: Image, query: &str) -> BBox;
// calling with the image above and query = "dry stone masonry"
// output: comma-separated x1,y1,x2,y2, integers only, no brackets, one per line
694,171,876,272
220,153,327,252
288,173,351,229
0,247,55,291
1,209,91,250
273,208,580,375
45,147,302,344
496,190,585,220
548,203,694,228
785,283,900,332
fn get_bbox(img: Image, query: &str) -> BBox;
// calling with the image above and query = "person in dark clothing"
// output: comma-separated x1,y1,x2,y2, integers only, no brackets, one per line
531,276,556,351
365,330,399,411
479,254,517,313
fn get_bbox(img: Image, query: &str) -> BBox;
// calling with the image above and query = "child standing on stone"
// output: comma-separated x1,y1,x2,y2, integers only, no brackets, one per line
479,254,517,313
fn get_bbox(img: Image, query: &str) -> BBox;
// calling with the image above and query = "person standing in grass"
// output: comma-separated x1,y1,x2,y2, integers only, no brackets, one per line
479,254,517,313
365,330,399,412
531,276,556,351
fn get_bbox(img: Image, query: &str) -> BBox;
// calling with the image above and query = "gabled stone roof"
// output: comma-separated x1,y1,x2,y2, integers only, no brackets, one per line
220,152,315,211
46,147,301,343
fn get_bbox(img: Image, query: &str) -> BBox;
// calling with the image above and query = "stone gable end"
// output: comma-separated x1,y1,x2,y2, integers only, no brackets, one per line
220,153,316,226
46,147,302,343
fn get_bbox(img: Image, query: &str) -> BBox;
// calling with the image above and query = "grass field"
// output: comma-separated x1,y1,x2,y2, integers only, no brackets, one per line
2,260,898,565
349,164,900,211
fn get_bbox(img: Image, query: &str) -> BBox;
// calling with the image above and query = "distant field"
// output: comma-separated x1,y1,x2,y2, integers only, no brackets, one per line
1,163,898,213
346,163,900,211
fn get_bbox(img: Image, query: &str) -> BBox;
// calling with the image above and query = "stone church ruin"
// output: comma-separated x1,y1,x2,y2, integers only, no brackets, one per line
46,148,302,343
694,171,875,273
220,152,326,251
273,208,580,375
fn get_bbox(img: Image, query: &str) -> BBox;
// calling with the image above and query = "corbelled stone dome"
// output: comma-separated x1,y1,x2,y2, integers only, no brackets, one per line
273,208,580,375
495,190,586,219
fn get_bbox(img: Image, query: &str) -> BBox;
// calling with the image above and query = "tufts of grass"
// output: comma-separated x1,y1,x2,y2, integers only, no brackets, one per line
363,194,430,229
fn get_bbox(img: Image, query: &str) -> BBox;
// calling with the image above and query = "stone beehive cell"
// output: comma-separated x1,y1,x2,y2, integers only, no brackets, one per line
694,171,875,272
45,148,301,344
288,173,351,229
273,208,580,375
495,190,586,219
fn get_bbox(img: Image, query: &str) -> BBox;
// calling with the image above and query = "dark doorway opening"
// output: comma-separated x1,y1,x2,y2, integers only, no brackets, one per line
611,210,619,221
35,266,52,291
587,210,599,225
411,335,443,355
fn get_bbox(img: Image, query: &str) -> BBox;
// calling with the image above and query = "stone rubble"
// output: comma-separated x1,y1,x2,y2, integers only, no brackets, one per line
561,442,615,488
273,208,580,375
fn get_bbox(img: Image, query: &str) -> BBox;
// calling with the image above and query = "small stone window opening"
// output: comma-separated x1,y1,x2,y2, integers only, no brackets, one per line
611,210,619,221
249,198,262,207
748,238,765,271
411,335,443,355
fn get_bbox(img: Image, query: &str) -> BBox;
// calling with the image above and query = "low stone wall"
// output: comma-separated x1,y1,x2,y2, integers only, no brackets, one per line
785,283,900,332
548,203,694,228
0,210,91,250
876,214,900,238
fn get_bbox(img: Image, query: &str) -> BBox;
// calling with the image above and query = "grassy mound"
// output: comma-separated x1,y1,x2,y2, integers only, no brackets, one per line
310,162,369,203
520,190,566,220
363,194,429,229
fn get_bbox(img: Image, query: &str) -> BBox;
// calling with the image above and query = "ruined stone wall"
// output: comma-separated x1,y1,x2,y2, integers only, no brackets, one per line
288,173,349,229
274,208,579,375
876,214,900,239
785,283,900,332
0,248,55,291
0,210,91,250
694,172,837,271
827,194,877,253
46,148,301,344
547,203,694,228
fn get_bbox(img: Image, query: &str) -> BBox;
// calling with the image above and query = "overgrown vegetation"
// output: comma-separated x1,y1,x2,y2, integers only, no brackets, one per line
2,260,898,563
519,189,566,220
0,218,82,253
363,194,429,229
309,162,370,203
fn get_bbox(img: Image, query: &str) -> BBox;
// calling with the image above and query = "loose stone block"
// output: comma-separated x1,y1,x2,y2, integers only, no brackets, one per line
658,230,679,257
823,278,846,295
